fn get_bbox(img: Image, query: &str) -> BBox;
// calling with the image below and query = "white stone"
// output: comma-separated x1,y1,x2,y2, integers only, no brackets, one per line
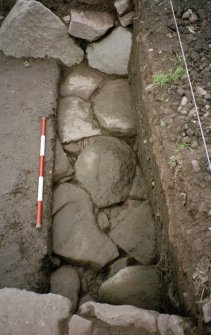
52,184,119,268
87,27,132,75
181,96,188,106
93,79,136,135
69,9,114,42
0,288,71,335
191,160,200,173
0,0,84,67
58,96,102,144
114,0,132,16
60,65,103,100
75,136,136,208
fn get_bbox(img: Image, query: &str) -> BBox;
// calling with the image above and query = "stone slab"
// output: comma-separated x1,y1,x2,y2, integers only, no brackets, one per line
0,288,71,335
52,184,119,268
69,9,114,42
75,136,136,208
60,65,103,100
0,0,84,66
109,200,156,264
87,27,132,75
58,96,102,144
93,79,136,136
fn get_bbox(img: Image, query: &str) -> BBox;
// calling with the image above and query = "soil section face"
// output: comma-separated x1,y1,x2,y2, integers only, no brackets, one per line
0,53,60,292
130,0,211,331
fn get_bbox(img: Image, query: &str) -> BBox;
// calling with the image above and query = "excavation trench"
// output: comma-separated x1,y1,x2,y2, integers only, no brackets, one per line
49,0,180,324
1,0,209,334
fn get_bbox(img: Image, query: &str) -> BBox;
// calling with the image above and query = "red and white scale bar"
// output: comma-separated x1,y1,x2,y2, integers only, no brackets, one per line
36,117,46,229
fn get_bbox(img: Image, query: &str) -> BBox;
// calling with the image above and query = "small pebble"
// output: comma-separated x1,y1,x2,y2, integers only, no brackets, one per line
191,141,198,149
192,160,201,172
183,136,191,144
177,88,185,96
182,9,192,20
189,12,199,23
181,96,188,106
196,86,207,96
204,93,211,100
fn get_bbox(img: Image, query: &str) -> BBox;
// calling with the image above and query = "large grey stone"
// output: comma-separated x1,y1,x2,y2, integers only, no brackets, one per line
87,27,132,75
52,185,119,268
109,200,156,264
79,302,193,335
93,79,136,136
58,96,102,144
129,165,147,200
68,9,114,42
60,65,103,100
50,265,80,313
0,288,71,335
79,302,158,332
53,183,88,215
75,136,136,208
0,0,84,66
98,266,161,310
53,139,74,183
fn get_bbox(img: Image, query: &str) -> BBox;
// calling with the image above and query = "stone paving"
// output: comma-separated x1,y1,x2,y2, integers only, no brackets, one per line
0,0,198,334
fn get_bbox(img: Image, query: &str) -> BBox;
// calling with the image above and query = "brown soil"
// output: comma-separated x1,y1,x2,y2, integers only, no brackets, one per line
130,0,211,333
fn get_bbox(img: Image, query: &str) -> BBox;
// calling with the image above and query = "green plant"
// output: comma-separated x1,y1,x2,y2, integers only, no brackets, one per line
175,143,189,154
169,142,189,170
169,155,179,169
169,66,184,81
153,66,184,88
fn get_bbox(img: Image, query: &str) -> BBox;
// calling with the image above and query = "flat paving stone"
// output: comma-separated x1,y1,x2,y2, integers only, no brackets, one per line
87,27,132,75
93,79,136,136
75,136,136,208
0,53,59,291
52,184,119,268
69,9,114,42
58,96,102,144
60,65,103,100
109,200,156,264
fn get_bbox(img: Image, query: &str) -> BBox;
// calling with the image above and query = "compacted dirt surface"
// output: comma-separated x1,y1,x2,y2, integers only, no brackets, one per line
0,53,59,291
